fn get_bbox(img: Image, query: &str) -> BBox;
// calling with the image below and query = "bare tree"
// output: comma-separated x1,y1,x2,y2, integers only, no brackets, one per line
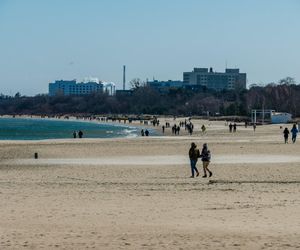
130,78,144,90
279,77,296,85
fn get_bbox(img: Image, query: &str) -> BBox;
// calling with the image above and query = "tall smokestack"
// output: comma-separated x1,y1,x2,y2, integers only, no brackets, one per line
123,65,126,90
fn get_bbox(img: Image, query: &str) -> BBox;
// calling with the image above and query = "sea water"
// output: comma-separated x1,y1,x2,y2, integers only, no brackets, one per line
0,118,149,140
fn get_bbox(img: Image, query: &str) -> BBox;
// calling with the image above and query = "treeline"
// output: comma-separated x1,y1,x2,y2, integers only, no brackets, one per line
1,82,300,117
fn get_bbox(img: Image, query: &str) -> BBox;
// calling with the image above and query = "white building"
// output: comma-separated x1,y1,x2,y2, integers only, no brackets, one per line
103,82,116,96
49,79,116,96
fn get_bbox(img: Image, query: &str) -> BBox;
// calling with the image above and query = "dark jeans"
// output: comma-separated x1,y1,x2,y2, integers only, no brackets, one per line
284,136,288,143
190,159,199,177
292,135,297,143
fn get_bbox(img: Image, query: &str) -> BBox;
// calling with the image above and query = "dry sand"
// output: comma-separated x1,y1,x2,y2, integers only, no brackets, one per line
0,118,300,249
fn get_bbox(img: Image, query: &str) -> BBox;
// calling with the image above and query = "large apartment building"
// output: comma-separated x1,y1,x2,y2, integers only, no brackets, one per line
49,80,116,96
183,68,246,90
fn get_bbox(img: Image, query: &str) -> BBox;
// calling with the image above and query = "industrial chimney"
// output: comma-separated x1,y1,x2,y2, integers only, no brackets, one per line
123,65,126,90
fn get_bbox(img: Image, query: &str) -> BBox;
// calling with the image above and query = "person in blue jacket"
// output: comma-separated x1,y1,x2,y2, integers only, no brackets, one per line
291,124,299,143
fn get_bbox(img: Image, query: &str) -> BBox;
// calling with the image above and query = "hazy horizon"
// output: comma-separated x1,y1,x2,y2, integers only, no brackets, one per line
0,0,300,96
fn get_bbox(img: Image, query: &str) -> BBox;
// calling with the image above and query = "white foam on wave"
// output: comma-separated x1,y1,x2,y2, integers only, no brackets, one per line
120,128,139,138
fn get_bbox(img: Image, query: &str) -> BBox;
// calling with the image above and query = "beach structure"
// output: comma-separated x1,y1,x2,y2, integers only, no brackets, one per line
251,109,292,124
49,79,115,96
270,112,292,124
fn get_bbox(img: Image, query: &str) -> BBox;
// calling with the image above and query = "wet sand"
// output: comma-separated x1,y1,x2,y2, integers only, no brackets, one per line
0,119,300,249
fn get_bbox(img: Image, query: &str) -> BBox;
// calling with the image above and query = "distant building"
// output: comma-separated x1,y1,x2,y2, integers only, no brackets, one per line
116,90,133,96
147,80,185,92
49,79,115,96
103,82,116,96
183,67,246,91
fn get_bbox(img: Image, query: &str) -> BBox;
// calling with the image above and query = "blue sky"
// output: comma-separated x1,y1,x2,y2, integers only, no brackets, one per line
0,0,299,95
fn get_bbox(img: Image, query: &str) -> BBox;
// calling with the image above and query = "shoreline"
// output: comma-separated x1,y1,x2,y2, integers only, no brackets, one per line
0,115,162,140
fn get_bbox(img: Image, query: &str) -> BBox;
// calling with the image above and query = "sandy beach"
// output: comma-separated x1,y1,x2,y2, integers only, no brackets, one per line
0,118,300,249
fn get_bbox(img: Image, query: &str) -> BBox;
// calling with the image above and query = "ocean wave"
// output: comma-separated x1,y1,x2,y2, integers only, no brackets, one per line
0,118,141,140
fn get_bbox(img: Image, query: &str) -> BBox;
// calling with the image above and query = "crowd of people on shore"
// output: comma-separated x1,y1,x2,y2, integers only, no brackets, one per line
159,119,194,135
63,115,300,147
142,117,300,145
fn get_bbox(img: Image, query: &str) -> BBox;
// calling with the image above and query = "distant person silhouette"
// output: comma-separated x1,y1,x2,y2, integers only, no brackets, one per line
145,129,149,136
78,130,83,138
283,127,289,144
141,129,145,136
188,142,200,178
176,126,180,135
200,143,212,178
201,124,206,134
73,131,77,138
253,123,256,132
233,123,237,133
187,123,193,135
229,123,233,133
291,124,298,143
162,125,165,134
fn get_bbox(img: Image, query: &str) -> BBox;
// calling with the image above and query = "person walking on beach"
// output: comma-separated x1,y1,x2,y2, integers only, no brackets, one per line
291,124,298,143
229,123,233,133
201,124,206,134
188,142,200,178
78,130,83,138
145,129,149,136
141,129,145,136
200,143,212,178
253,123,256,132
176,126,180,135
162,125,165,134
233,123,237,133
283,127,289,144
73,131,77,138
